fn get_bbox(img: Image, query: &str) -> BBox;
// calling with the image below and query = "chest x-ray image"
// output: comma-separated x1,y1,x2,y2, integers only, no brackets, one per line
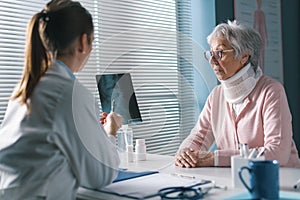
96,73,142,125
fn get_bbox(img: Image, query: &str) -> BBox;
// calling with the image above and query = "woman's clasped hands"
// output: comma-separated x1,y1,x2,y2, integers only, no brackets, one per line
175,148,214,168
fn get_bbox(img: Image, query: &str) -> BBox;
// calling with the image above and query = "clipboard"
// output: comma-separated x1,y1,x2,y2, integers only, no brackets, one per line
101,172,208,199
113,169,158,183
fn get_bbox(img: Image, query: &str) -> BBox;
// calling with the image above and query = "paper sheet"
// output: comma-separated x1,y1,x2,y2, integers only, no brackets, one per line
101,173,211,199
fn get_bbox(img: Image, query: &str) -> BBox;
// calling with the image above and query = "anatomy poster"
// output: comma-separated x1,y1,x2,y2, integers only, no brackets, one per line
234,0,283,83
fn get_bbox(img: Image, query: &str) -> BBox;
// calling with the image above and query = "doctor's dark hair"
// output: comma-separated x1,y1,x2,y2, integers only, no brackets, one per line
12,0,94,108
207,20,262,70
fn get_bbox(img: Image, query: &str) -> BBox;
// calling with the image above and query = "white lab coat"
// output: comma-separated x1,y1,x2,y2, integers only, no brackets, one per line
0,63,120,200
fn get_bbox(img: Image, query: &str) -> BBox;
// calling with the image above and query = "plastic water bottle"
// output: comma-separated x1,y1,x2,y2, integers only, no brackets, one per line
123,124,134,162
117,128,126,152
124,125,133,146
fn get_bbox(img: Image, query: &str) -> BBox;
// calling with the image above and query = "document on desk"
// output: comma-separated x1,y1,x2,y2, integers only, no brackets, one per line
101,172,205,199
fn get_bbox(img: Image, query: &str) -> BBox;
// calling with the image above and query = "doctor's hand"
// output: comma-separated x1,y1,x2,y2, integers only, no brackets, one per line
175,148,214,168
101,112,123,136
100,112,108,125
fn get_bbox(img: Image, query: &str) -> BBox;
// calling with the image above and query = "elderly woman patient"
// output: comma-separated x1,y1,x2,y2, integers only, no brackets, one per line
175,20,300,168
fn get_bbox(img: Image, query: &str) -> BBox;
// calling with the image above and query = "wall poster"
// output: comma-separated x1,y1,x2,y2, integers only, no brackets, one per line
234,0,283,83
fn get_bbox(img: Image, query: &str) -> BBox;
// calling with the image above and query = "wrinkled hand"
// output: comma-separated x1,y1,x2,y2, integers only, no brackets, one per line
175,148,214,168
101,112,123,136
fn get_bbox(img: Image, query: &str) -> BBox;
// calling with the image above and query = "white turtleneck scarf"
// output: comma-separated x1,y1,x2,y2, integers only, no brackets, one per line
219,63,262,109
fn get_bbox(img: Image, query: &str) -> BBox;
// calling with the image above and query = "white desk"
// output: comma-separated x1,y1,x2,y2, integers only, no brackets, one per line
77,153,300,200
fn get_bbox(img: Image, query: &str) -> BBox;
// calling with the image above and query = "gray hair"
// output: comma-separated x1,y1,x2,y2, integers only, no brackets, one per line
207,20,262,70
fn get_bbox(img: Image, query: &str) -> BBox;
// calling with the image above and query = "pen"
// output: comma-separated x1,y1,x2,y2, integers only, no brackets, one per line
214,184,228,190
240,143,249,158
256,147,265,158
248,149,257,159
242,143,249,158
294,178,300,189
239,143,244,157
171,173,196,179
111,99,115,112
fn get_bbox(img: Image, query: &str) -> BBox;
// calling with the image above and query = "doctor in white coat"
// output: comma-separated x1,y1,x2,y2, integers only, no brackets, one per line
0,0,123,199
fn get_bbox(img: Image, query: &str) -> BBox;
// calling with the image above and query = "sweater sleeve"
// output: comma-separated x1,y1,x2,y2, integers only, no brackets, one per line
214,149,240,166
178,92,215,154
261,82,294,166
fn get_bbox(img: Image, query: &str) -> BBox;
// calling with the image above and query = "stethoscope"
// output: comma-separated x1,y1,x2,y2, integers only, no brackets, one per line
139,180,226,200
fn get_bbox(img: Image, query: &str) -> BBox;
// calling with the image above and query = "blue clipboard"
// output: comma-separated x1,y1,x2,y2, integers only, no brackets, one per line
113,169,159,183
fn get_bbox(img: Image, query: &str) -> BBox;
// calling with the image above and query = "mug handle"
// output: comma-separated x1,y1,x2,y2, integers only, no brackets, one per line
238,166,253,193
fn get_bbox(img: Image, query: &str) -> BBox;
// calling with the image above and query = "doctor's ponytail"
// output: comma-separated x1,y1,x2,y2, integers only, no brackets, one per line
12,0,93,111
12,11,51,109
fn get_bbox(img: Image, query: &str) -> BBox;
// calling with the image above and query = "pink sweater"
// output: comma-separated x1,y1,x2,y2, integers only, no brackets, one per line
179,75,300,167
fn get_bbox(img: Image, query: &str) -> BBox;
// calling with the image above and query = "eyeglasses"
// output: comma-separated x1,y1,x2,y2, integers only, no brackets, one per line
204,49,234,61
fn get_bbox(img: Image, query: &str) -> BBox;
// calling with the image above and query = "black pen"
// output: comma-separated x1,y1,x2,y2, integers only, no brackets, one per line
256,147,265,158
294,178,300,189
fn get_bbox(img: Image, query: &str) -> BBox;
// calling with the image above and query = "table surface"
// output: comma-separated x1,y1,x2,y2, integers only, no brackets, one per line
77,153,300,200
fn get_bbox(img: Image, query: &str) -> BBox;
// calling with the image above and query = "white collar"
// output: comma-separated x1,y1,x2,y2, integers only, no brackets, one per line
55,60,76,80
219,63,262,104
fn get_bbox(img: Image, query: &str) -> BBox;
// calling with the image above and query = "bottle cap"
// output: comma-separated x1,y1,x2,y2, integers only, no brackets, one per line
122,124,128,130
136,139,145,145
126,145,134,152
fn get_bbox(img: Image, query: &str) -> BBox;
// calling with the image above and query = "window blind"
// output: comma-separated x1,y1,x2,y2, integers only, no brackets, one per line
0,0,194,156
0,0,45,122
78,0,195,155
